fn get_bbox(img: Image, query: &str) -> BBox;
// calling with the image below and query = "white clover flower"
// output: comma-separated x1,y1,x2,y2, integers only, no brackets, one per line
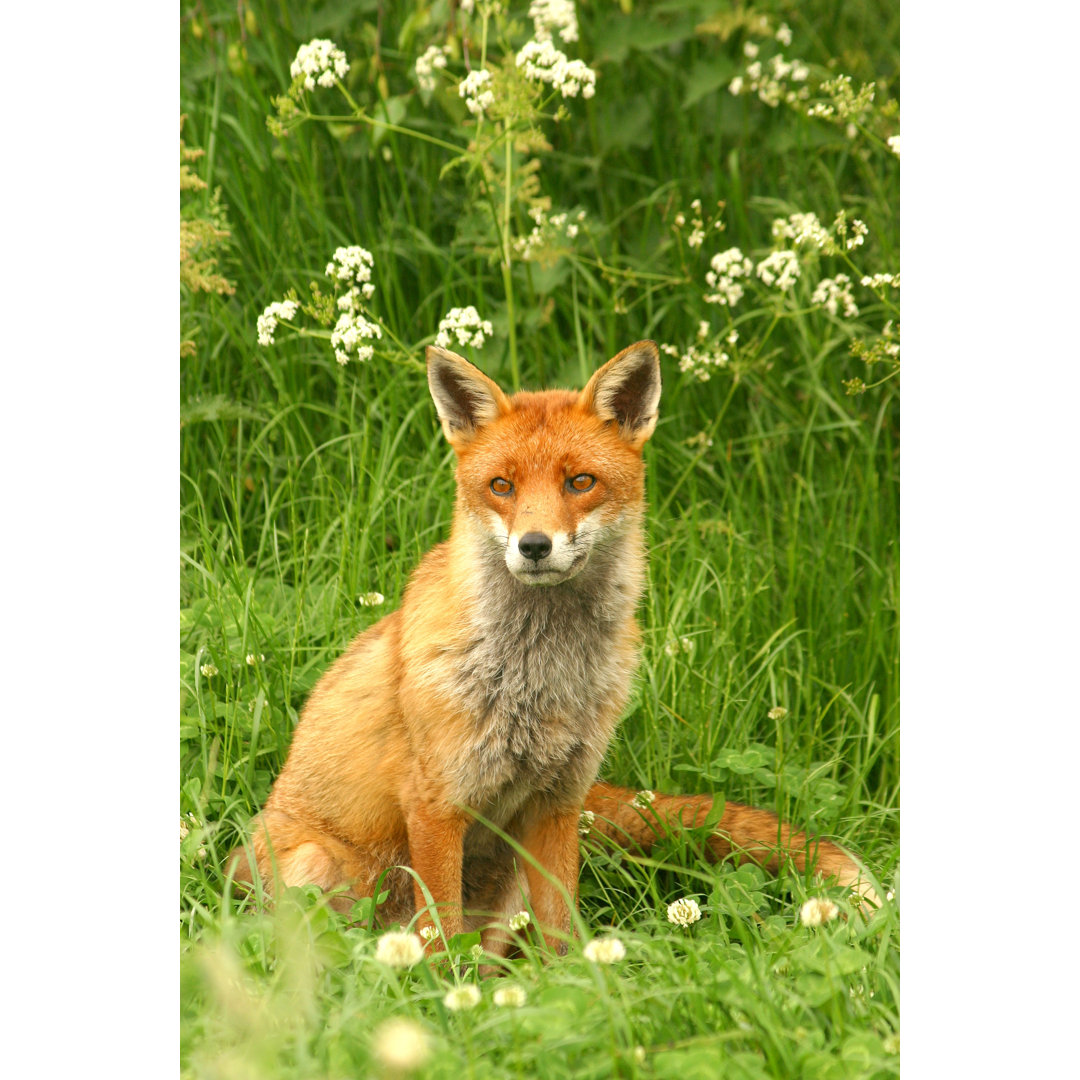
200,661,219,678
358,591,386,606
530,0,578,44
800,897,840,927
887,134,900,157
583,936,626,964
812,274,858,318
776,23,793,46
244,653,265,666
331,310,382,365
372,1018,431,1072
434,306,494,350
578,809,595,836
493,985,527,1008
415,44,449,93
469,943,484,960
666,897,702,927
444,984,482,1011
632,789,655,810
459,68,495,118
703,247,753,307
290,39,349,91
768,705,788,720
375,930,425,968
756,250,800,290
419,925,439,943
508,910,531,931
256,299,300,346
516,40,596,99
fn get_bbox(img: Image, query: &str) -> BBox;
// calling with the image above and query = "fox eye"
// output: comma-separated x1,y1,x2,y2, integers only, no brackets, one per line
490,477,514,495
567,474,596,493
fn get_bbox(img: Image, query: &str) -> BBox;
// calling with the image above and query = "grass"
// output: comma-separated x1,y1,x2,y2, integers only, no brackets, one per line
180,1,899,1076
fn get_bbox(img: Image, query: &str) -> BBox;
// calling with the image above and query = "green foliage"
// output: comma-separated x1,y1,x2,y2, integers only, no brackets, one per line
180,0,899,1075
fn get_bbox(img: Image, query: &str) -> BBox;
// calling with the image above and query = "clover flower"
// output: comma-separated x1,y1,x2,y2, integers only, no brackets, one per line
459,69,495,118
583,936,626,963
632,789,655,810
444,985,482,1011
256,299,300,346
812,274,858,318
290,39,349,91
799,897,840,926
530,0,578,44
434,306,494,350
200,661,219,678
419,925,439,943
358,591,386,606
768,705,788,720
704,247,753,307
666,897,702,926
516,40,596,99
245,653,265,666
493,985,527,1007
415,44,449,94
508,910,530,931
375,930,425,968
578,809,595,836
372,1018,431,1072
756,250,800,290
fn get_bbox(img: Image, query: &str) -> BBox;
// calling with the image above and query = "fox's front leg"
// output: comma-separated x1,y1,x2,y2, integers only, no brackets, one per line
405,795,470,943
520,808,581,955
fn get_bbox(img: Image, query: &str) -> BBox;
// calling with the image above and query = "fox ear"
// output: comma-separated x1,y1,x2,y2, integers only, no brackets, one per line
426,346,512,447
581,340,662,448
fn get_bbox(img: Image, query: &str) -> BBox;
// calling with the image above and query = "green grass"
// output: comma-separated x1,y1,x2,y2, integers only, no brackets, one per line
181,1,899,1076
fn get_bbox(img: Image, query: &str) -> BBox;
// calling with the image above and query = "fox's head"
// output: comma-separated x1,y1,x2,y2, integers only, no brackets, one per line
427,341,661,586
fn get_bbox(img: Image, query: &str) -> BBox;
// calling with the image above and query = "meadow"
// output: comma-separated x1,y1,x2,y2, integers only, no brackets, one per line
180,1,899,1075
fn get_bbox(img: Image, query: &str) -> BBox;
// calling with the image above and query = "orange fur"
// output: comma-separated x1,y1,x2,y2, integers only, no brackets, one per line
231,342,877,950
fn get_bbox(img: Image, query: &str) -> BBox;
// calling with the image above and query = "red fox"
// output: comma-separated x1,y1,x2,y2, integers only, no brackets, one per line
232,341,877,952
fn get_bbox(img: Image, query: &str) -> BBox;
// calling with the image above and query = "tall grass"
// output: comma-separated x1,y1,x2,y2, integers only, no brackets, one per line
181,1,899,1075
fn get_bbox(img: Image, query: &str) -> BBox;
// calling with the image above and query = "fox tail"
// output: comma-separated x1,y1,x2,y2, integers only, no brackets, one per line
582,782,879,912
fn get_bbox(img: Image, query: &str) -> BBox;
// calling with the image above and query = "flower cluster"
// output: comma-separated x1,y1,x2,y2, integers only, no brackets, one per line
459,68,494,118
703,247,753,306
513,206,585,261
530,0,578,43
666,897,702,926
887,134,900,156
730,51,810,108
756,249,800,290
493,985,527,1007
323,246,382,363
578,809,595,835
331,309,382,365
290,39,349,91
662,342,730,383
807,74,876,123
508,910,530,931
799,897,840,927
200,661,219,678
419,925,439,943
375,930,424,968
326,245,377,297
516,40,596,99
632,789,655,810
358,591,386,606
812,274,858,318
434,306,494,350
245,653,265,665
372,1018,431,1071
771,211,834,252
861,272,900,290
444,985,482,1011
583,936,626,963
415,44,449,94
256,299,300,346
767,705,789,721
673,197,725,249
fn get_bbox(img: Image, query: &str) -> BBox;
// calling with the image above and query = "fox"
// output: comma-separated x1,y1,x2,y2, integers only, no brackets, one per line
231,340,877,954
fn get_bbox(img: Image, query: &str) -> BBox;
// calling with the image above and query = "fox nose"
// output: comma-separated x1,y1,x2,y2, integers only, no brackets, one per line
518,532,553,562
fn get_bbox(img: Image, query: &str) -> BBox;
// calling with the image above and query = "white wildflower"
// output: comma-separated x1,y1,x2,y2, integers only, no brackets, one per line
200,661,218,678
331,309,382,365
666,897,702,927
443,984,482,1011
179,817,190,841
727,329,738,345
245,653,265,666
634,1047,647,1065
663,635,696,655
687,226,705,249
704,247,753,306
632,789,655,810
677,345,729,382
358,591,386,606
756,250,800,290
743,41,759,59
516,39,596,99
583,936,626,964
508,910,530,931
375,930,425,968
493,985,527,1007
419,925,439,943
800,897,840,927
812,274,858,318
846,219,868,251
771,212,831,251
674,212,686,227
290,39,349,91
768,705,788,720
415,44,449,94
530,0,578,44
434,306,494,350
776,23,793,46
459,68,495,118
326,245,376,291
861,272,900,289
728,75,744,95
578,809,595,836
256,299,300,347
372,1018,431,1072
887,134,900,157
697,320,710,341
